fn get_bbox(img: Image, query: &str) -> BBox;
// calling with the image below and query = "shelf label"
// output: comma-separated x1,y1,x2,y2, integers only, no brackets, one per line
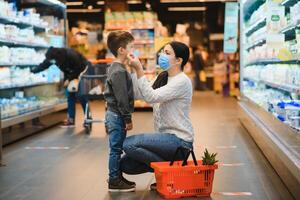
224,2,239,53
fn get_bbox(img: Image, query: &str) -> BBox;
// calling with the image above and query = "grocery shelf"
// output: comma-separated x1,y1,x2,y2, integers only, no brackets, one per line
0,16,47,33
0,63,40,67
35,0,66,8
243,0,266,22
245,18,266,37
246,39,266,51
280,21,300,34
1,102,67,129
0,82,58,90
281,0,299,7
245,59,300,67
244,77,300,94
0,37,50,49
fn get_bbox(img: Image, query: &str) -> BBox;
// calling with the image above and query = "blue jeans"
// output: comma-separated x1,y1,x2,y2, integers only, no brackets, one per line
105,110,127,180
120,133,193,175
66,89,88,120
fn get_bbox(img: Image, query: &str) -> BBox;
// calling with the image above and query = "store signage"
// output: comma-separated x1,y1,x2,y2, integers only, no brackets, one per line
223,2,239,53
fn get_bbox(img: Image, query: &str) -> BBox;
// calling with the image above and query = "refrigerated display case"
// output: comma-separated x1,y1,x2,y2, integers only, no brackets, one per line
0,0,67,156
239,0,300,198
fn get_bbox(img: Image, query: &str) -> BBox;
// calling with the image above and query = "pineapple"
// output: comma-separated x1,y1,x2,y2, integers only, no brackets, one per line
202,148,218,165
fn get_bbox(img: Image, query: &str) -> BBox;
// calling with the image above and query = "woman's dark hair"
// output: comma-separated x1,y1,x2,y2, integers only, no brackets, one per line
152,41,190,89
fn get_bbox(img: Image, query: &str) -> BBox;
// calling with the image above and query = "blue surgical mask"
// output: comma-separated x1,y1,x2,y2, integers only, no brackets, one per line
158,53,171,71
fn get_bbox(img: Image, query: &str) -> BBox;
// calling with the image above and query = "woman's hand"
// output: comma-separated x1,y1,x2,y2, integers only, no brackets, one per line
127,54,144,78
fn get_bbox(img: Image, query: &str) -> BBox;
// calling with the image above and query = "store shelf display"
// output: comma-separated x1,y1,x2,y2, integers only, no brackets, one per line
0,65,60,90
0,0,66,131
0,1,49,31
241,0,300,133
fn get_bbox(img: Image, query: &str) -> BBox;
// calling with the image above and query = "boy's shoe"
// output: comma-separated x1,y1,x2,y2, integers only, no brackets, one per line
108,177,136,192
121,175,136,186
150,183,157,191
60,119,75,128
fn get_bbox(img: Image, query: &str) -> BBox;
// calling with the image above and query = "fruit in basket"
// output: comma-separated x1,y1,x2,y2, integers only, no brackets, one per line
202,148,218,165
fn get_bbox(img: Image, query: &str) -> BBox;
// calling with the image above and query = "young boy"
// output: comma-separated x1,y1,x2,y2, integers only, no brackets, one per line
104,31,136,192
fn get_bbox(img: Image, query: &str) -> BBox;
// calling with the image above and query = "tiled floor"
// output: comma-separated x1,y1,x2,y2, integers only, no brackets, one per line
0,92,294,200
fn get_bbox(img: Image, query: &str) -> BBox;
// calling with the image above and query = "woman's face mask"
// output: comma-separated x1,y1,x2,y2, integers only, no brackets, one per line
158,45,179,71
158,53,171,71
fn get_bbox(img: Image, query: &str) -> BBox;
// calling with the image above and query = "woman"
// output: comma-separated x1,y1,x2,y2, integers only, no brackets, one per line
122,41,194,188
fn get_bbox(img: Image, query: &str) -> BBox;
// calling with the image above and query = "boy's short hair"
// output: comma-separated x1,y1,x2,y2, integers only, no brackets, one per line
107,31,134,57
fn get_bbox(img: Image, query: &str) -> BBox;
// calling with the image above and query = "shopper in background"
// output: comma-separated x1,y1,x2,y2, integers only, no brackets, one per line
31,47,90,127
213,52,227,94
192,45,206,91
123,41,194,190
104,31,136,192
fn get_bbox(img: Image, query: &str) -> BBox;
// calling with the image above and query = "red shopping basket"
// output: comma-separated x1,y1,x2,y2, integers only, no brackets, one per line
151,147,218,199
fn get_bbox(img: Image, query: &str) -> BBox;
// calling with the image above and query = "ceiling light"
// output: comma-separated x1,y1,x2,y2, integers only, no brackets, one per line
67,8,102,13
97,1,105,5
168,7,207,11
127,0,142,4
88,5,93,9
66,1,83,6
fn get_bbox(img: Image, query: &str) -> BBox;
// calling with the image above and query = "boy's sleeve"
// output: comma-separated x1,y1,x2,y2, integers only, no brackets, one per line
110,71,132,124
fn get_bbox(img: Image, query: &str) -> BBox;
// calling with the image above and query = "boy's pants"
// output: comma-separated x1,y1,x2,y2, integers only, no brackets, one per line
105,109,127,181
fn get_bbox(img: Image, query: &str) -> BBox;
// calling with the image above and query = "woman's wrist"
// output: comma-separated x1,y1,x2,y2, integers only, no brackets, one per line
136,67,144,78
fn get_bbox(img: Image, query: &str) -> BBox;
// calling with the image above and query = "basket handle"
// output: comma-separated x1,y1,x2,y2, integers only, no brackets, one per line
170,147,198,166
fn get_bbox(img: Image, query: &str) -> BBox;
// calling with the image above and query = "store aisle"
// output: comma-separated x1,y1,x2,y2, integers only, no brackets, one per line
0,92,294,200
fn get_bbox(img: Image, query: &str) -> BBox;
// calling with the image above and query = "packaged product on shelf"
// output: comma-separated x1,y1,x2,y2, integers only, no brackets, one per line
0,67,10,87
266,2,285,33
0,46,10,63
0,24,6,38
290,2,300,25
4,25,19,39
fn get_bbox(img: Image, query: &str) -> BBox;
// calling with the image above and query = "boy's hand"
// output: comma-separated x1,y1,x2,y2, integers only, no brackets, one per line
125,122,133,131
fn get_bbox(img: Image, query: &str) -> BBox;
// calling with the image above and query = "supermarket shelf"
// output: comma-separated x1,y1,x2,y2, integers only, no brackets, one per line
245,59,300,67
0,63,40,67
244,77,300,94
0,81,58,90
239,98,300,199
0,16,47,33
1,102,67,129
35,0,66,8
245,18,266,37
243,0,265,21
0,37,50,49
246,39,266,51
281,0,299,7
280,21,300,34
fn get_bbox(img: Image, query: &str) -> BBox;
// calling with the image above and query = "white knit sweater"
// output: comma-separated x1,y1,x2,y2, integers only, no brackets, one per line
131,72,194,142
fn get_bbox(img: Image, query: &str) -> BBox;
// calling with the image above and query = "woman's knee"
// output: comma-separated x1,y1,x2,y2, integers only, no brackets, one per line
122,135,138,153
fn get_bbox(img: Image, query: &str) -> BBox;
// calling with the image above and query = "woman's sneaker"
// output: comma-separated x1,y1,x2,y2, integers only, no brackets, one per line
108,177,136,192
60,119,75,128
150,183,157,191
